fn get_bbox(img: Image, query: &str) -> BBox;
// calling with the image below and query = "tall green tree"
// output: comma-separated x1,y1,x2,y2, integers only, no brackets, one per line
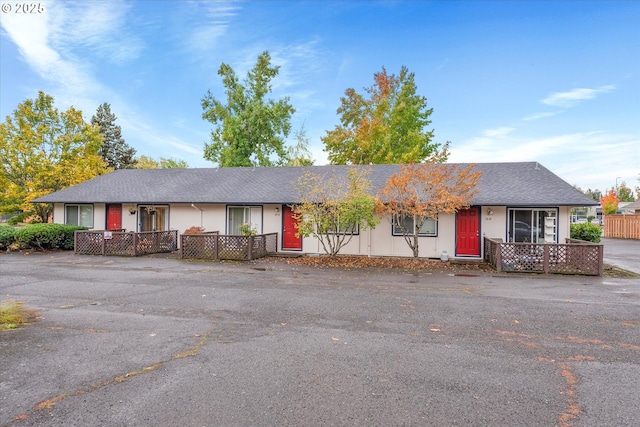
91,102,137,169
584,188,602,202
323,66,442,165
0,92,107,222
201,51,295,167
616,181,635,202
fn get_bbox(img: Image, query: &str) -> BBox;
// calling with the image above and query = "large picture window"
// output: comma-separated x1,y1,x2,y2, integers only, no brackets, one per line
227,206,262,235
392,215,437,236
65,204,94,228
508,208,557,243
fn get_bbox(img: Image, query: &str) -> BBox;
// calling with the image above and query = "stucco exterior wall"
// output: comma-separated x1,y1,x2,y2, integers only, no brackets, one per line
481,206,506,241
50,202,576,257
52,204,65,225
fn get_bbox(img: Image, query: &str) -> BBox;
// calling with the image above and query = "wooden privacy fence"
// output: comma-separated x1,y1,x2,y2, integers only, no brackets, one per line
604,215,640,239
484,237,603,276
180,233,278,261
74,230,178,256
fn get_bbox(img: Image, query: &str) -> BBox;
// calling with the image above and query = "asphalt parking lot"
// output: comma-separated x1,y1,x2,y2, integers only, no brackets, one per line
602,238,640,274
1,252,639,427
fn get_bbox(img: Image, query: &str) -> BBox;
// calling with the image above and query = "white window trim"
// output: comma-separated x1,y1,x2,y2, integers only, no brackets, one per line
507,207,558,243
227,206,263,235
392,214,437,237
65,204,94,228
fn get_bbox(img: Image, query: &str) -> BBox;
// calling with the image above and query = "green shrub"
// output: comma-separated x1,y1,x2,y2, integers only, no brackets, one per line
13,224,87,250
0,226,16,249
60,225,87,249
570,222,602,243
7,212,29,225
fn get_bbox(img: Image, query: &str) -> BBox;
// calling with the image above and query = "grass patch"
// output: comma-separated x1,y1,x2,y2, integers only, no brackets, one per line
602,264,640,278
0,300,38,330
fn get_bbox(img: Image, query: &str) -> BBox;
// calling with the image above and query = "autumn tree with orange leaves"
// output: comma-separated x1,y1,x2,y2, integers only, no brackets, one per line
600,188,619,215
377,149,482,257
323,66,442,165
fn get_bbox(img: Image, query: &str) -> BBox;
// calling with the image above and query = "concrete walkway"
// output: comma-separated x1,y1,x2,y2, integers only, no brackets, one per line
602,238,640,274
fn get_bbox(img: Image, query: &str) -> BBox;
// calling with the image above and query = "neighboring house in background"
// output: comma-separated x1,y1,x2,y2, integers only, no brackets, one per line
621,200,640,214
33,162,598,259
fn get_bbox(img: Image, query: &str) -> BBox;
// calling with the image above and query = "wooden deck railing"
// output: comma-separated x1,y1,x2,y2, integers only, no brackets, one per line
74,230,178,256
484,237,603,276
180,233,278,261
604,215,640,239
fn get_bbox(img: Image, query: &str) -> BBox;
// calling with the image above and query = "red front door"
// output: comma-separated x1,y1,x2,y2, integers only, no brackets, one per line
282,205,302,250
106,204,122,231
456,207,480,256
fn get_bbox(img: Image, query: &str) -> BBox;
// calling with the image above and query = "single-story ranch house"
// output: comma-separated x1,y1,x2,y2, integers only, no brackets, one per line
33,162,598,259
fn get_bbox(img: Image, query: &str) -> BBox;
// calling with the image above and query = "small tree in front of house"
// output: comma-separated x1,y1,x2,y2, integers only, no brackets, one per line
377,155,482,258
293,168,379,256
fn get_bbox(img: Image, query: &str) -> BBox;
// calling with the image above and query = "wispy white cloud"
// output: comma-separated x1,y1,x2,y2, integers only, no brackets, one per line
523,111,559,121
0,1,144,106
115,106,204,158
449,127,639,190
0,1,203,160
49,1,144,64
482,127,515,138
541,85,616,108
0,3,105,110
183,2,239,55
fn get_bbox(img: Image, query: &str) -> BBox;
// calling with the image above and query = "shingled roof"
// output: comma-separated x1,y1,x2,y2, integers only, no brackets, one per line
33,162,598,207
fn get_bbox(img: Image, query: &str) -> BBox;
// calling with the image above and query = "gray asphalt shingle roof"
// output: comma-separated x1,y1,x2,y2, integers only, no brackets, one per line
33,162,598,207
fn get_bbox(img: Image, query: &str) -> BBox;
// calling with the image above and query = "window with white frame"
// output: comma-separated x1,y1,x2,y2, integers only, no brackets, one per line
227,206,262,235
138,205,169,232
392,214,437,236
65,204,94,228
508,208,557,243
317,221,359,235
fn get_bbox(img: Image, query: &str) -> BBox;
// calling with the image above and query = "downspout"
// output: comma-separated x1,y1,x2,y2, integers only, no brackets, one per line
191,204,203,228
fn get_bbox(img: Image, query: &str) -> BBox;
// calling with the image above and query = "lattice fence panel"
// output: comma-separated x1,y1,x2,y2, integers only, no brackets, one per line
181,233,219,259
104,233,134,256
136,231,178,255
499,243,545,272
549,244,600,275
74,231,104,255
218,235,249,260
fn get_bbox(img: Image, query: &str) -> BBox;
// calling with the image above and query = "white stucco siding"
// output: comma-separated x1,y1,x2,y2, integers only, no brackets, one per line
481,206,506,241
557,206,571,241
120,204,137,231
261,204,283,235
168,204,226,235
52,203,65,225
49,201,577,256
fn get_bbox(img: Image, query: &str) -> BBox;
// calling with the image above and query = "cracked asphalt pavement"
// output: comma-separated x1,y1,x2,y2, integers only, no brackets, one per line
1,252,639,426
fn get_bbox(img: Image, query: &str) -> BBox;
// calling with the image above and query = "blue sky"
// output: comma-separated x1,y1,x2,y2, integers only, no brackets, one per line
1,0,638,194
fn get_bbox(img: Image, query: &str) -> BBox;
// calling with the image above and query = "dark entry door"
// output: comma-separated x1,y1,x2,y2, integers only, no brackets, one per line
282,205,302,250
106,204,122,230
456,207,480,256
